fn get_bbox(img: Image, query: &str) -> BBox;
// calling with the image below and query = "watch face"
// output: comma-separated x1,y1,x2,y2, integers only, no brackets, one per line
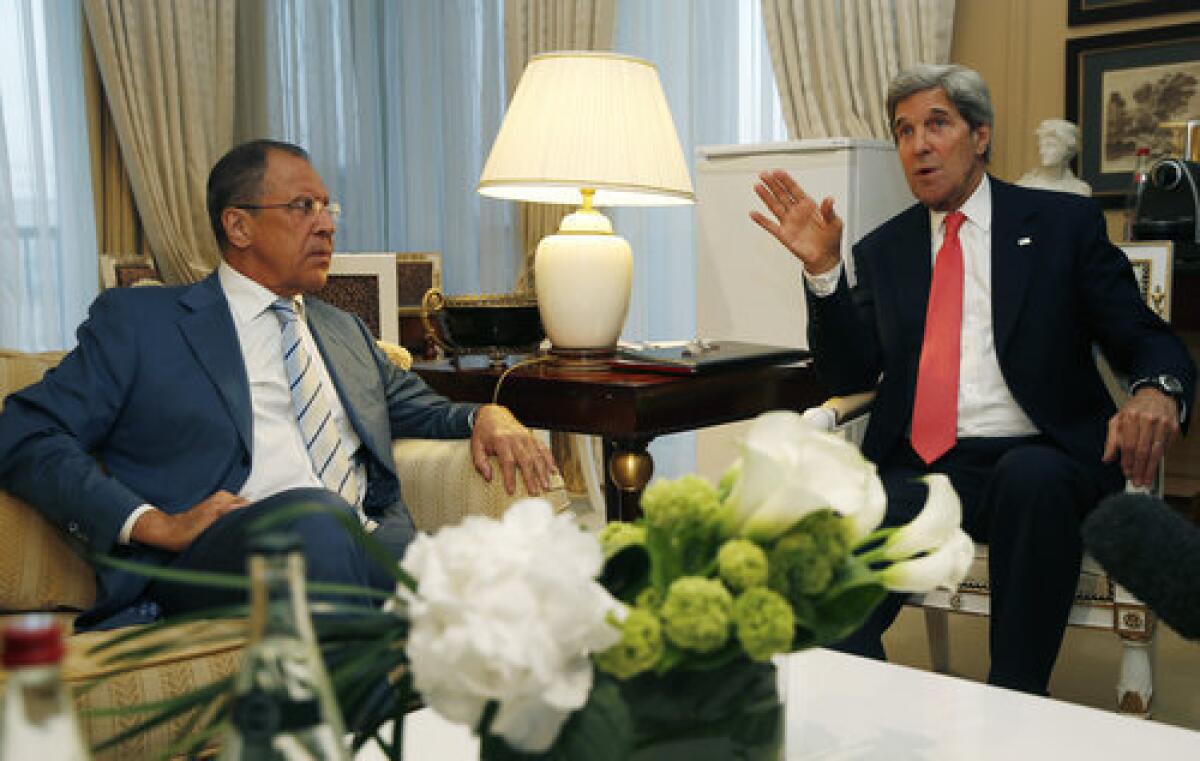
1160,375,1184,396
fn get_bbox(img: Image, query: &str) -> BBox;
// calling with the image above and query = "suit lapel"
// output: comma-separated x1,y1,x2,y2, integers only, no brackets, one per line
305,301,392,471
178,274,253,454
887,206,934,346
990,179,1037,356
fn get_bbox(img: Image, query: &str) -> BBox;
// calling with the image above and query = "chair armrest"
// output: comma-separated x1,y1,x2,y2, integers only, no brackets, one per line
801,390,877,432
376,340,413,371
822,390,876,424
0,490,96,611
392,439,569,533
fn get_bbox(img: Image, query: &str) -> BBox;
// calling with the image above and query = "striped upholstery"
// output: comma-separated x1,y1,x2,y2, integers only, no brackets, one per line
0,350,96,612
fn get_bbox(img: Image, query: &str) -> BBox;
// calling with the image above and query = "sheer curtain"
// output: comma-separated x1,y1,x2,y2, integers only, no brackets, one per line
0,0,98,351
614,0,788,477
264,0,516,294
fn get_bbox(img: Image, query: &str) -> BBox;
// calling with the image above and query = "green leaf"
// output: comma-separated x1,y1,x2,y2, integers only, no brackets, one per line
477,673,632,761
807,558,888,645
249,500,413,588
91,554,252,591
86,676,233,755
599,544,650,602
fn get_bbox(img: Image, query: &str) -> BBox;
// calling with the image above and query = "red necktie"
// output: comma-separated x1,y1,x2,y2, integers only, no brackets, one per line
911,211,966,464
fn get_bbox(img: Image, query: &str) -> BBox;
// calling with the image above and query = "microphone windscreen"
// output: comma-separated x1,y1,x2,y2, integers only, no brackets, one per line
1082,493,1200,640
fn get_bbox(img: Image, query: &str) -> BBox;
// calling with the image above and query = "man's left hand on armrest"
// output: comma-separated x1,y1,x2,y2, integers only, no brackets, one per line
469,404,559,496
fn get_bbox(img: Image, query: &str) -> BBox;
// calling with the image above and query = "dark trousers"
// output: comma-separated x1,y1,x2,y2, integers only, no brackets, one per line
832,437,1123,695
147,487,414,616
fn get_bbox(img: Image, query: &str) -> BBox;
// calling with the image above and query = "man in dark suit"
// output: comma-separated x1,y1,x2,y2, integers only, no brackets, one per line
750,64,1195,694
0,139,558,630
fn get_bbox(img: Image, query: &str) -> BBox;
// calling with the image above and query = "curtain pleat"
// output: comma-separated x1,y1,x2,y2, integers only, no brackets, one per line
83,0,236,284
762,0,955,141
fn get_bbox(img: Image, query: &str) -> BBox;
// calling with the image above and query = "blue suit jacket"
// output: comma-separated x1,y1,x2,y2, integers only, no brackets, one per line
0,274,475,626
807,178,1195,476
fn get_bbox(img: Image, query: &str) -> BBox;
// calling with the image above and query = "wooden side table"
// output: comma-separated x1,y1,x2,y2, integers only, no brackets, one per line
412,357,825,521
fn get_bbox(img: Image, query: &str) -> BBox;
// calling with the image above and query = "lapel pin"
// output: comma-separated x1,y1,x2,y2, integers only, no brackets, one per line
1017,237,1032,246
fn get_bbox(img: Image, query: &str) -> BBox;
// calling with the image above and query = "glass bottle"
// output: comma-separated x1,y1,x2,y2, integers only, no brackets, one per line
219,532,350,761
0,615,90,761
1123,146,1151,241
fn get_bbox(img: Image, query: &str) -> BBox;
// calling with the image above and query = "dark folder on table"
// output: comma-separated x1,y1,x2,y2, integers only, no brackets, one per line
613,341,811,375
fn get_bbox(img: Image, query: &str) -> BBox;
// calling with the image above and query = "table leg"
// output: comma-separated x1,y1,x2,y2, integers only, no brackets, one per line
603,437,654,522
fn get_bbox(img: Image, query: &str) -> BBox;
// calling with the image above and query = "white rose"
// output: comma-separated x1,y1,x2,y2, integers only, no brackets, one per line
399,499,623,753
724,411,886,541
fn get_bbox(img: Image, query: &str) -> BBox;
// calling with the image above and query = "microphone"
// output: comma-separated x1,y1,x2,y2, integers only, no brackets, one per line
1082,493,1200,640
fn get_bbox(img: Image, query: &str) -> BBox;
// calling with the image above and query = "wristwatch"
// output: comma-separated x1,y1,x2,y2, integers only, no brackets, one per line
1130,374,1187,422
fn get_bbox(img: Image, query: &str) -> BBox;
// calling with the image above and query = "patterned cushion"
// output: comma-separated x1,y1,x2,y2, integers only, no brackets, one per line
394,438,569,531
0,349,95,612
0,348,66,410
0,492,96,611
0,616,243,760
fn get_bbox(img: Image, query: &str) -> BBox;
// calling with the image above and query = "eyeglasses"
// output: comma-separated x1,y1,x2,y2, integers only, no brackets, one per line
233,197,342,223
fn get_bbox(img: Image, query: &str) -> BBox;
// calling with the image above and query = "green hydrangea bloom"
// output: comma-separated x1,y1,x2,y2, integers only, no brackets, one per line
734,587,796,662
598,521,646,558
640,475,721,530
717,539,769,592
717,460,741,503
659,576,733,653
635,587,662,611
594,608,665,679
768,510,854,599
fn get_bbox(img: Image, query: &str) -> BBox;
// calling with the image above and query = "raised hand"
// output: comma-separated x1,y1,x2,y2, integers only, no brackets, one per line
750,169,844,275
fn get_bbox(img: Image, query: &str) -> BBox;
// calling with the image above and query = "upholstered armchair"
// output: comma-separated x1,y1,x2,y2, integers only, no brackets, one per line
801,243,1175,716
0,343,565,759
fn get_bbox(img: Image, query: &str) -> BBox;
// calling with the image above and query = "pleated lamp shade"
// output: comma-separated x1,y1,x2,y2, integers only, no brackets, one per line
478,51,694,206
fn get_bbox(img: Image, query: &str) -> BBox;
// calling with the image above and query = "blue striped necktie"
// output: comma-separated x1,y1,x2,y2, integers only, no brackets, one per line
268,298,360,505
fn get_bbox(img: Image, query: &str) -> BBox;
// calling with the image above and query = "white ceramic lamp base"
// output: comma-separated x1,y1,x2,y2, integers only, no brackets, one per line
534,207,632,356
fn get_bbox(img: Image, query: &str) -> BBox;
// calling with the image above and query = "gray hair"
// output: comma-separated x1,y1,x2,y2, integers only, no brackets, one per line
886,64,994,162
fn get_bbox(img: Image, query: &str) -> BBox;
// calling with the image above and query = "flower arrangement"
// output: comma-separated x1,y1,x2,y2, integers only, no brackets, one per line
398,411,973,759
86,411,972,761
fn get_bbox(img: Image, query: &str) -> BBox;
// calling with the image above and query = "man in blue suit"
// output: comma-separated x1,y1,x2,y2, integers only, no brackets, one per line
750,64,1195,694
0,139,558,630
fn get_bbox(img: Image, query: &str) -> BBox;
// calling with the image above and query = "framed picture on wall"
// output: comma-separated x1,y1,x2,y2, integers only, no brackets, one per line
1068,0,1198,27
1066,22,1200,208
317,253,400,343
395,252,442,315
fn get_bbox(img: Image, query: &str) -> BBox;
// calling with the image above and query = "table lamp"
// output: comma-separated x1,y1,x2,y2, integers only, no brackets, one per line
478,51,694,362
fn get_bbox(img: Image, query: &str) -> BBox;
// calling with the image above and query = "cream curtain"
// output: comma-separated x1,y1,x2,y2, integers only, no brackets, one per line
503,0,616,293
83,0,237,285
83,31,146,271
761,0,956,140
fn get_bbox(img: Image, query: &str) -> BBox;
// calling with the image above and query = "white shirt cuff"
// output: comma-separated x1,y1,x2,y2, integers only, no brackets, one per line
119,504,157,545
802,261,843,297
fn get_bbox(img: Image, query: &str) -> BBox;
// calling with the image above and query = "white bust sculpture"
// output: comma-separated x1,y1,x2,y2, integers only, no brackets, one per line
1017,119,1091,196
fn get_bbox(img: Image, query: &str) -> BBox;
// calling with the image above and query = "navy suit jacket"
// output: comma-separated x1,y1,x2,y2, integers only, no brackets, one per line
807,178,1195,478
0,273,475,626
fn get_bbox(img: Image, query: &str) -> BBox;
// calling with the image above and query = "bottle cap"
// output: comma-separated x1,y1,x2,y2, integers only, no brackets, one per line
3,615,65,667
250,530,304,557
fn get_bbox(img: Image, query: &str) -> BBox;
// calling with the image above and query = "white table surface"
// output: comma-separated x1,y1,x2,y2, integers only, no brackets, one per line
358,649,1200,760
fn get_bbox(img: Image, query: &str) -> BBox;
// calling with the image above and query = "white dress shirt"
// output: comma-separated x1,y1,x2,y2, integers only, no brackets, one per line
804,175,1038,440
119,263,368,543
